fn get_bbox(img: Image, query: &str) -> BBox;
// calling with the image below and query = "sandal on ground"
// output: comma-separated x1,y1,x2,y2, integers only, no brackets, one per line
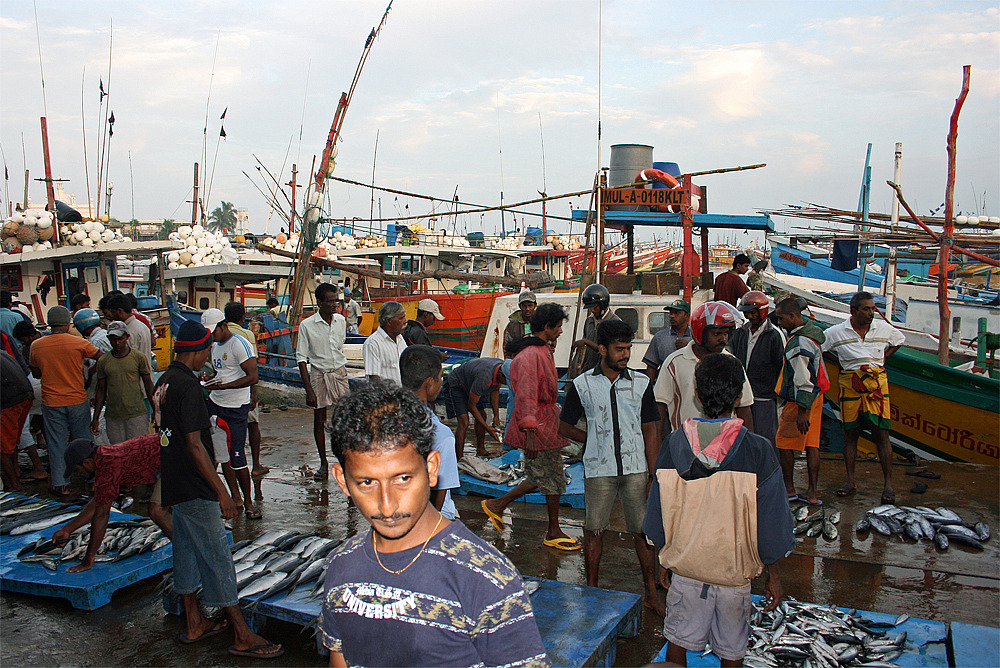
905,468,941,479
245,508,262,520
880,492,896,505
228,642,284,659
481,499,504,532
543,537,582,551
835,485,856,498
177,619,229,644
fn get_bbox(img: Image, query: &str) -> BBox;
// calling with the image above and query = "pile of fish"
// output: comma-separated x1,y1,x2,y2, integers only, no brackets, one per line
743,597,916,668
792,505,841,541
1,492,83,537
856,505,991,550
17,519,168,571
499,458,573,487
163,529,341,605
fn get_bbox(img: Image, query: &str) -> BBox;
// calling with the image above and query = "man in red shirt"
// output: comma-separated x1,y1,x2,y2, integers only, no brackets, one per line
53,435,172,572
713,253,752,307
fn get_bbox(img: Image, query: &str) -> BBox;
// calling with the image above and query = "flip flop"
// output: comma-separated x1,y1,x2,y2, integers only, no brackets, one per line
835,485,856,498
177,619,229,644
245,508,262,520
47,486,70,499
543,537,582,551
880,492,896,505
228,642,284,659
803,498,823,507
787,494,801,503
905,469,941,479
481,499,504,532
19,474,47,483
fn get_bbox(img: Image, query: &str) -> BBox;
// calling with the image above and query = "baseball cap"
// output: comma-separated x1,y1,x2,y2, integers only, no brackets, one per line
107,321,129,338
664,299,691,313
417,299,445,321
72,308,102,332
201,308,226,331
64,438,96,473
518,290,537,304
47,305,71,327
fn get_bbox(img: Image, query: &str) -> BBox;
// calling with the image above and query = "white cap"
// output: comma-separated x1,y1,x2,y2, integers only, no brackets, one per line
201,308,226,331
417,299,445,320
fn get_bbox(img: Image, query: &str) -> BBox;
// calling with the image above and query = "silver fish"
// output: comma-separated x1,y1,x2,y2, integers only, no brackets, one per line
238,571,287,600
822,521,838,541
974,522,990,542
9,512,81,536
828,511,841,525
795,505,810,521
935,533,949,550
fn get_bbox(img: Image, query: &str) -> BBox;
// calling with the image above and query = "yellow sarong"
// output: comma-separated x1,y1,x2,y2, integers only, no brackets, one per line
837,366,891,430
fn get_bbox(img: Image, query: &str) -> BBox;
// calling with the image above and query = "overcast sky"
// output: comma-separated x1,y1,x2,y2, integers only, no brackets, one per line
2,1,998,245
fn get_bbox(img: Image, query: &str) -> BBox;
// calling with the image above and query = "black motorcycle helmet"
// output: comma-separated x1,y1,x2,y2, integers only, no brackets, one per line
581,283,611,310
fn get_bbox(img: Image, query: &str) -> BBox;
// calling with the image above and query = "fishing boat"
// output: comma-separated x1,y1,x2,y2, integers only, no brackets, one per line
768,235,887,288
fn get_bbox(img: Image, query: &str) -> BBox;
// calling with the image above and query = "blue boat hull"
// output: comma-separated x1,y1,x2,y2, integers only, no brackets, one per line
770,240,885,288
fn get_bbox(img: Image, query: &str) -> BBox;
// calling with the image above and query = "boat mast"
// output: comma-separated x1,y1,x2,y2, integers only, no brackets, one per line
287,1,394,330
856,143,872,291
939,66,971,365
884,143,902,319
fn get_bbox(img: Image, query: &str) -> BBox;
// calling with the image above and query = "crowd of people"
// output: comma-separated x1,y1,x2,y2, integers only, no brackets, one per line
0,282,909,666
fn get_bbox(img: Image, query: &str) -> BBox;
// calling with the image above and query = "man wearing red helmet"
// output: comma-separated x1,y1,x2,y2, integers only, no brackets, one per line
730,291,785,452
652,301,755,441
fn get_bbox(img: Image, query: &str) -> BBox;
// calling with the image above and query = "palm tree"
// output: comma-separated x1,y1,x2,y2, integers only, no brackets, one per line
157,219,178,240
208,201,238,234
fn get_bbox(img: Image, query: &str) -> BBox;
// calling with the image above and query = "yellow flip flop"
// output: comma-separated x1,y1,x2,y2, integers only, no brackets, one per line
543,537,582,551
481,499,504,532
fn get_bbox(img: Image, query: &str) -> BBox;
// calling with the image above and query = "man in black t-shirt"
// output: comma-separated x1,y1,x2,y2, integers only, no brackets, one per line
152,320,283,660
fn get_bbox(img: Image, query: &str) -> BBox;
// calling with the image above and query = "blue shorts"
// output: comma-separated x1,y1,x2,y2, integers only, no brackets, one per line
171,498,238,608
209,401,249,470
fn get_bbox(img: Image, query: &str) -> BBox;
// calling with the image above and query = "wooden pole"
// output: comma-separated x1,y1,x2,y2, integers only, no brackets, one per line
191,163,200,225
288,163,298,234
939,65,971,365
156,251,168,310
681,175,695,300
40,118,59,243
885,143,902,319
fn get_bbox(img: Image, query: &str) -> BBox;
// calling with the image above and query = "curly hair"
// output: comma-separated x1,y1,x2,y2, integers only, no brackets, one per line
327,379,433,465
694,353,745,419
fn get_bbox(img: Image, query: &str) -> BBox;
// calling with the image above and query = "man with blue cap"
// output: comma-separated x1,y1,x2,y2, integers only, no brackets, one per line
151,320,282,659
72,308,111,353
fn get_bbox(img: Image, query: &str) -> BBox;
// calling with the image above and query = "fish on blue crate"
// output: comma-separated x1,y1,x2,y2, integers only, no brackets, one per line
650,595,948,667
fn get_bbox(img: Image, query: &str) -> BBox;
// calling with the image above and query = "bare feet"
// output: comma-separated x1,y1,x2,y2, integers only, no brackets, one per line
644,592,666,617
251,466,270,477
835,484,856,497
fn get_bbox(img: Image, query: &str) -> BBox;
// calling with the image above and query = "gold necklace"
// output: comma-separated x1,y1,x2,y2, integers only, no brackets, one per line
373,514,444,575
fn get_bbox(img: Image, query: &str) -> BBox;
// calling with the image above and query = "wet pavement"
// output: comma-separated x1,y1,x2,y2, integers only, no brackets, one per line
2,406,997,666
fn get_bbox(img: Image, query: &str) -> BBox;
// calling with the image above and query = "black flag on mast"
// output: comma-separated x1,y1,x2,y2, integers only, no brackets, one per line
99,79,107,100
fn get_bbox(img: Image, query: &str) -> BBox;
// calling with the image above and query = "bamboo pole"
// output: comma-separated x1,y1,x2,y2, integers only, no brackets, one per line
939,65,971,365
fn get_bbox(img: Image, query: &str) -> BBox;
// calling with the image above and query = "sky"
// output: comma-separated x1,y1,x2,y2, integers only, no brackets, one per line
1,1,998,246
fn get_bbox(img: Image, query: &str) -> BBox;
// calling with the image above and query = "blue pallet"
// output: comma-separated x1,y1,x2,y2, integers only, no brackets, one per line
651,596,948,666
454,449,585,508
951,621,999,668
166,577,640,667
0,508,173,611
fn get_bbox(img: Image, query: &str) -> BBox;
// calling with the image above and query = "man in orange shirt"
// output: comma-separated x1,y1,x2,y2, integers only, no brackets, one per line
29,305,102,498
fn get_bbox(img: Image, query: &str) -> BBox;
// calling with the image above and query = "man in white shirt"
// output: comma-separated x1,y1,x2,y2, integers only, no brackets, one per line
342,289,362,335
822,292,905,504
104,294,152,365
362,301,408,385
296,283,349,481
653,301,755,442
201,308,260,519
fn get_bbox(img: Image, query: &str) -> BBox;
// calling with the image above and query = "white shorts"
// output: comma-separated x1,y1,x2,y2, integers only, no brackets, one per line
310,367,349,409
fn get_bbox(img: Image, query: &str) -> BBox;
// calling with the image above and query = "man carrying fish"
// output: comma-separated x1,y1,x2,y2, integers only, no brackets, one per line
644,353,795,668
822,292,904,504
323,380,550,667
52,435,171,573
152,320,282,659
